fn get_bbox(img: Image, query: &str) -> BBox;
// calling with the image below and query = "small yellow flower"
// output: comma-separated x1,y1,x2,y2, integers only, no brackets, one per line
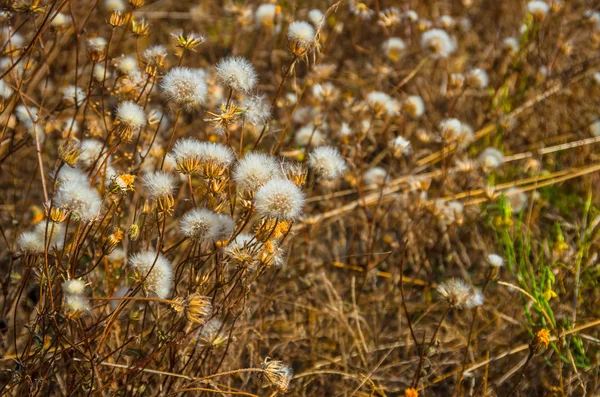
531,328,551,354
405,388,419,397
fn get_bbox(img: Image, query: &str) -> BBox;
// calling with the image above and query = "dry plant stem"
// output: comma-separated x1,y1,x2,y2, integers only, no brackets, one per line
253,57,296,151
161,108,182,170
505,350,535,397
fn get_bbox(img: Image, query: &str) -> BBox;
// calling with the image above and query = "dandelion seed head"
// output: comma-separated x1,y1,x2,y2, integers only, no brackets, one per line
65,295,91,317
117,55,139,75
54,180,103,222
116,101,146,131
364,167,389,186
502,37,519,55
255,179,305,220
241,93,271,126
287,21,316,49
403,95,425,118
437,278,477,309
105,0,126,12
233,152,280,192
478,147,505,171
255,3,279,27
383,37,406,62
215,56,258,93
93,64,110,81
295,124,325,147
262,358,293,392
63,279,86,295
487,254,504,267
180,208,223,242
142,171,177,199
308,9,324,27
421,29,456,58
527,1,550,20
162,67,208,110
389,136,412,157
466,68,489,89
129,250,173,299
308,146,347,180
505,187,528,213
87,37,107,53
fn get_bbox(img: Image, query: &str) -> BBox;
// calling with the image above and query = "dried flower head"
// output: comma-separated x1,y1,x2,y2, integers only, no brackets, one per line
255,179,305,220
437,278,483,309
389,136,412,157
115,101,146,142
64,295,91,318
308,146,347,181
233,152,280,192
62,85,85,106
382,37,406,62
62,279,86,295
142,171,178,213
261,358,293,392
478,147,505,171
129,250,173,299
527,1,550,21
241,94,271,126
171,30,204,51
162,67,208,111
487,253,505,267
171,293,212,324
421,29,456,58
255,3,280,27
180,208,223,243
215,56,258,93
287,21,317,57
403,95,425,118
18,222,66,254
466,68,489,89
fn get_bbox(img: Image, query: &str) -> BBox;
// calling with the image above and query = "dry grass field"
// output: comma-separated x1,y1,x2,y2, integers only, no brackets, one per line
1,0,600,395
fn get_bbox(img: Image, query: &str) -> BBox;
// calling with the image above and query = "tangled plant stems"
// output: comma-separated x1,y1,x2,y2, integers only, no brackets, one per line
2,0,600,395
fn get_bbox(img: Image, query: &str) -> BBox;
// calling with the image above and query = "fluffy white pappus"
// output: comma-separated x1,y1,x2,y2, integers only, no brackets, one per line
116,101,146,131
466,68,489,89
255,3,278,27
54,179,103,222
438,15,455,29
0,80,13,99
403,95,425,118
197,142,236,167
502,37,520,55
589,120,600,137
308,9,324,27
142,171,178,199
389,136,412,157
312,82,338,103
172,137,202,162
286,21,317,48
87,37,107,53
487,253,505,267
56,166,89,185
104,0,125,12
338,122,353,138
117,56,139,75
241,94,271,126
223,233,262,255
50,12,71,29
129,250,173,299
439,118,463,141
366,91,399,116
78,139,104,168
15,105,39,124
308,146,346,180
180,208,223,242
162,67,208,110
215,56,258,93
233,152,280,192
420,29,456,59
18,222,66,253
255,179,305,220
505,187,528,213
527,1,550,20
63,279,86,295
382,37,406,61
62,85,86,106
364,167,389,186
437,278,480,309
93,64,111,82
478,147,505,170
295,124,325,147
65,294,91,315
144,45,167,64
215,213,236,241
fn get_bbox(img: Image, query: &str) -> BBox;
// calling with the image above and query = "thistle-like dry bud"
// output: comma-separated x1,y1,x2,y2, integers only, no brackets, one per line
128,223,140,241
128,0,144,9
58,138,82,166
108,9,126,27
103,228,123,255
131,18,150,37
171,293,212,324
171,30,204,51
261,358,293,392
48,205,69,223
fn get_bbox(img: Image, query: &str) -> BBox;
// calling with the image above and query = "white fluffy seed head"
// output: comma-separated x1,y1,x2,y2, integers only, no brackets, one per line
502,37,519,55
437,278,481,309
117,55,139,75
389,136,412,157
505,187,528,213
18,222,66,253
0,80,13,99
241,94,271,126
421,29,456,58
366,91,398,116
142,171,177,199
295,124,325,147
180,208,223,242
255,3,278,27
382,37,406,61
105,0,125,12
487,254,505,267
308,9,324,27
403,95,425,118
308,146,347,180
78,139,104,168
129,250,173,299
215,57,258,93
478,147,505,171
287,21,316,48
233,152,280,192
254,179,305,220
527,1,550,20
116,101,146,130
364,167,389,186
63,279,86,295
162,67,208,110
93,64,110,82
590,120,600,137
466,68,489,89
87,37,107,53
439,118,463,141
197,142,236,167
65,295,91,316
54,180,102,222
62,85,86,106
